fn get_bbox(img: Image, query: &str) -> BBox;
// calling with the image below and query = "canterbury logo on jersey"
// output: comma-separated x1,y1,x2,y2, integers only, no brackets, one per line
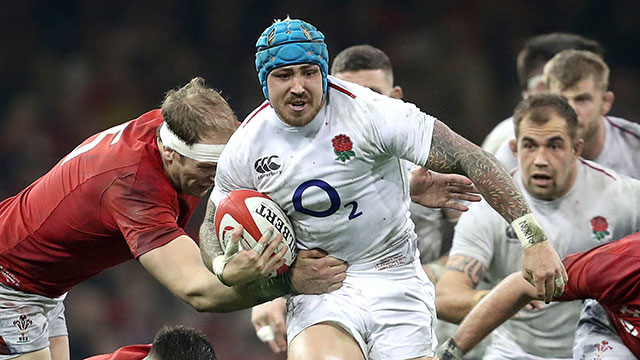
254,155,281,173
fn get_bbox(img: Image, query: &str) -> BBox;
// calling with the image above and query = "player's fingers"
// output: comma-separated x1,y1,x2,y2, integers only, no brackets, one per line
267,340,283,354
445,200,469,212
258,227,275,246
530,272,545,300
325,257,347,269
267,248,287,270
329,263,348,274
444,173,474,185
230,225,244,243
333,271,347,282
330,280,345,292
297,248,328,259
455,193,482,202
252,319,266,331
273,321,287,353
543,274,554,303
531,300,545,310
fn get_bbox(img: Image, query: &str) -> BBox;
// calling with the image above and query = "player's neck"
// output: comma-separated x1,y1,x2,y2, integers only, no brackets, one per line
581,118,606,160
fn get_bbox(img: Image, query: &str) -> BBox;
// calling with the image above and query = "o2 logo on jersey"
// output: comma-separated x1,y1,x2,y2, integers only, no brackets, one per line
292,179,362,220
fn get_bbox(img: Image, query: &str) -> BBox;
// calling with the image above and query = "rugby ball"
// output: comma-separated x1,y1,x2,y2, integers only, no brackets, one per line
214,189,296,276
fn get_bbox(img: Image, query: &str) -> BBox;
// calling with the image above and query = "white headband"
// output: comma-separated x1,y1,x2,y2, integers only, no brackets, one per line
159,122,225,163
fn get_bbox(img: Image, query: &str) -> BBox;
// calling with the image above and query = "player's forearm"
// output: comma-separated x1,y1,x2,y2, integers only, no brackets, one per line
199,200,224,271
452,273,534,353
435,276,489,323
426,121,531,223
181,271,259,312
182,269,295,313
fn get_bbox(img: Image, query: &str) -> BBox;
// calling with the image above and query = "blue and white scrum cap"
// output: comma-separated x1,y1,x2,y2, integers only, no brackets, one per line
255,18,329,100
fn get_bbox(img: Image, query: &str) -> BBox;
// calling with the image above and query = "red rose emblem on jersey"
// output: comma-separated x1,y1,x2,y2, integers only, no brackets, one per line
590,216,610,241
332,134,355,162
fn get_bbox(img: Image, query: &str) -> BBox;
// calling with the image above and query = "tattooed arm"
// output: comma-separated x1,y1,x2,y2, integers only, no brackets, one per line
199,199,225,272
426,121,527,222
435,255,490,323
425,120,566,302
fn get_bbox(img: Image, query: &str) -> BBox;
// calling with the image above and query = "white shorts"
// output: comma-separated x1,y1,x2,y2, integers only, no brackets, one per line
0,283,68,359
286,257,437,360
573,300,636,360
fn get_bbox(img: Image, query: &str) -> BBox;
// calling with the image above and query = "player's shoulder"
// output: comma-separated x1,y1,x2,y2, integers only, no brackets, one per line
604,116,640,142
327,75,400,107
326,75,361,99
229,101,275,146
578,158,620,181
240,100,273,129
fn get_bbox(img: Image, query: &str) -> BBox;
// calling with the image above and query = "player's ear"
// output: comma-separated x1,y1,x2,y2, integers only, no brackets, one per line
509,138,517,157
600,91,614,115
160,145,177,163
390,86,403,99
573,138,584,157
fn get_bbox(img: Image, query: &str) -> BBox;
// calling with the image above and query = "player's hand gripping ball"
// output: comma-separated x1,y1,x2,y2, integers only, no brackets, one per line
214,190,297,277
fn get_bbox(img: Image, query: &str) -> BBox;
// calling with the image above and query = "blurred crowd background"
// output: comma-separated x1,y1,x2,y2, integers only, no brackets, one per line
1,1,638,358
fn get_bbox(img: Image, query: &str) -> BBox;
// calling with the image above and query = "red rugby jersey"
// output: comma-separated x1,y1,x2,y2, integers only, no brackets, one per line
84,344,151,360
0,109,200,297
560,232,640,357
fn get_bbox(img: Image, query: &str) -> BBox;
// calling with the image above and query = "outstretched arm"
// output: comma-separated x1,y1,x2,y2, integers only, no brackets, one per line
426,120,566,302
435,255,489,323
435,272,537,359
140,235,286,312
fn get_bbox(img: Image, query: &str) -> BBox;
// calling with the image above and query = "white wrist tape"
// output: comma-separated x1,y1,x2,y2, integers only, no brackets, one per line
212,238,241,287
511,213,547,249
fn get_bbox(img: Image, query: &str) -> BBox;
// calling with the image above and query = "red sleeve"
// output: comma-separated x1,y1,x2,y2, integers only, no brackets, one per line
559,239,640,303
101,177,189,258
84,344,151,360
558,252,591,301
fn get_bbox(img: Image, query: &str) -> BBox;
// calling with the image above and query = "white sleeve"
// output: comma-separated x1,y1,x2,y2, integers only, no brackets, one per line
481,117,515,154
621,175,640,232
449,200,502,266
494,138,518,172
363,95,436,167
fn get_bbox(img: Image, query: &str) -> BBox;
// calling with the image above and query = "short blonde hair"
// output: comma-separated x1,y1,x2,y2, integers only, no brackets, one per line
544,50,609,92
161,77,238,145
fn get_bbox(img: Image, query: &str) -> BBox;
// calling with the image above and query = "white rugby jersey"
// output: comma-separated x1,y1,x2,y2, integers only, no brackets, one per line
481,116,514,155
494,116,640,177
450,160,640,358
211,76,436,265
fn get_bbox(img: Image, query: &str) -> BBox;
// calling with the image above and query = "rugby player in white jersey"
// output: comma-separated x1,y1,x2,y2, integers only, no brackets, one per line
481,33,604,155
493,50,640,175
436,94,640,359
201,18,565,360
249,44,470,355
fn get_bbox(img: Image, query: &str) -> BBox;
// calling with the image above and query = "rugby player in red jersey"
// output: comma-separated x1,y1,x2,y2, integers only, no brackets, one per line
0,77,345,360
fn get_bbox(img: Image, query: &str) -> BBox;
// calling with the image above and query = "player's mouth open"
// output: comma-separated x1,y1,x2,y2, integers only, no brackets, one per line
532,173,552,185
290,101,307,111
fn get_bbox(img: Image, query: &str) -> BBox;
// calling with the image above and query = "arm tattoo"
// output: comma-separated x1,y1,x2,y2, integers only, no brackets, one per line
199,200,224,272
426,120,530,222
445,255,488,288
